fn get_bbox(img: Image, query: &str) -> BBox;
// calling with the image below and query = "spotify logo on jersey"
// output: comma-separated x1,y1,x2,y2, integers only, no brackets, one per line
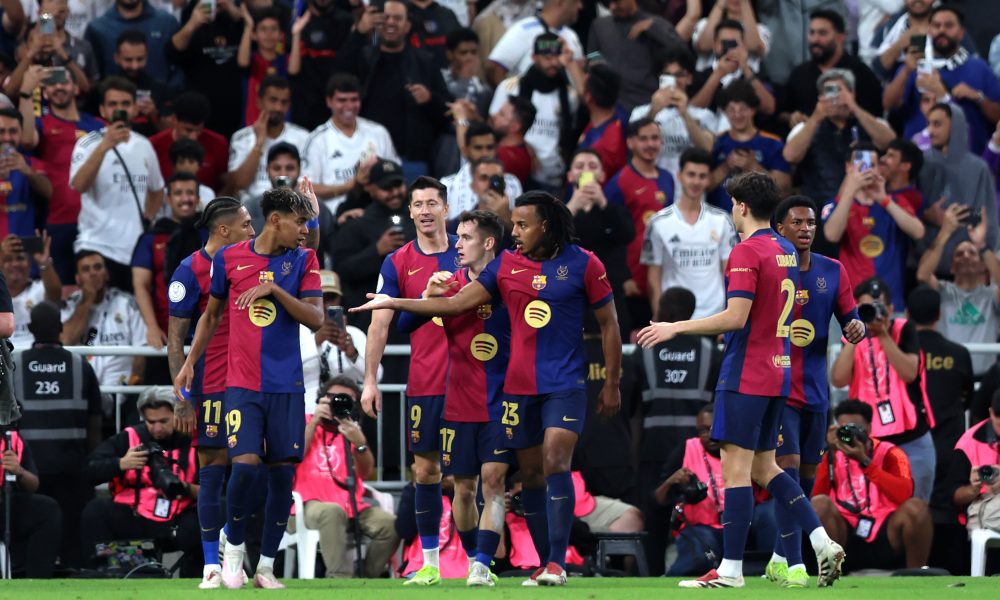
790,319,815,347
249,299,277,327
523,300,551,328
470,333,499,361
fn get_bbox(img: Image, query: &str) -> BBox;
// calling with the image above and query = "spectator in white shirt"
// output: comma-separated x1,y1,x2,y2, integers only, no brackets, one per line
301,73,399,214
441,121,522,219
228,75,309,202
486,0,583,86
0,232,61,350
70,76,164,292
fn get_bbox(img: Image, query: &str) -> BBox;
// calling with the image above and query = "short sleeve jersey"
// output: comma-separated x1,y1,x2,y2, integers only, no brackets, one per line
605,163,674,296
788,253,858,410
716,229,799,397
477,245,613,395
169,249,229,395
441,268,511,422
210,240,322,393
377,236,461,397
709,131,790,211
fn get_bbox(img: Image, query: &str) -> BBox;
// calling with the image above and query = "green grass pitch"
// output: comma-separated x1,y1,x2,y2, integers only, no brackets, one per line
1,577,996,599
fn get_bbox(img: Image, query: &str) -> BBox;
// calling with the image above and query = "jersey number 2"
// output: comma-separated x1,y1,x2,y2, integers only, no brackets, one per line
775,278,795,338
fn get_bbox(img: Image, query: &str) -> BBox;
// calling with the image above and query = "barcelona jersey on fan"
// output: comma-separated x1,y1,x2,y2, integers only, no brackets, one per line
477,245,613,396
788,253,859,410
377,236,460,397
168,249,229,395
716,229,799,397
210,239,322,393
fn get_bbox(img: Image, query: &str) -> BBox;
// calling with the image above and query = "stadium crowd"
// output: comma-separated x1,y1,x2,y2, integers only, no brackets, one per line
0,0,997,584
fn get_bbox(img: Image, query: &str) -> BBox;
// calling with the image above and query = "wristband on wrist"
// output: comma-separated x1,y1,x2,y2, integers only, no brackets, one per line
878,195,891,208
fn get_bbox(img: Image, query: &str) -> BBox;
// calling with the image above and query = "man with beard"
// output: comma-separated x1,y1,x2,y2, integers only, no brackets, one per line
288,0,354,130
6,0,98,96
112,30,170,138
486,0,583,86
341,1,451,182
229,76,309,201
489,33,579,192
884,6,1000,155
689,19,776,117
872,0,975,81
302,73,399,213
84,0,178,83
17,65,102,284
0,232,60,350
0,108,51,239
782,9,883,131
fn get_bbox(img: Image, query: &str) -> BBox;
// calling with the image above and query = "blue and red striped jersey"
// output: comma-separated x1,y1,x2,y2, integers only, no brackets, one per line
788,253,858,410
377,236,460,397
477,245,613,396
716,229,799,398
168,249,229,395
210,239,323,393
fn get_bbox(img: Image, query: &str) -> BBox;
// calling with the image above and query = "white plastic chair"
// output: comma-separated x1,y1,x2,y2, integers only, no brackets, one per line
970,528,1000,576
0,541,8,579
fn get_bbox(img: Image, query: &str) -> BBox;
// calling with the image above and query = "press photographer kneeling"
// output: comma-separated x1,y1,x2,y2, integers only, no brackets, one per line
81,389,200,575
811,400,932,571
949,391,1000,535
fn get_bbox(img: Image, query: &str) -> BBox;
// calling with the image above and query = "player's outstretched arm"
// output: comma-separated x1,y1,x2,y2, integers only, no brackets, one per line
351,280,491,318
594,301,622,418
637,297,752,348
361,307,394,417
173,295,225,399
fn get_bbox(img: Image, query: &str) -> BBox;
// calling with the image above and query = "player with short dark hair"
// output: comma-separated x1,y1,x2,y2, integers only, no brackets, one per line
167,197,255,588
638,172,846,588
359,175,459,586
767,195,865,587
354,191,622,587
174,184,324,589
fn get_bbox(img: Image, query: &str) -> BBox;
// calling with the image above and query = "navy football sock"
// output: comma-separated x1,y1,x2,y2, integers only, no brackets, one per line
545,472,574,568
458,527,478,558
521,486,549,565
224,462,258,546
198,464,226,565
721,486,754,561
767,471,822,536
774,468,803,566
260,465,295,560
475,530,501,567
415,482,443,550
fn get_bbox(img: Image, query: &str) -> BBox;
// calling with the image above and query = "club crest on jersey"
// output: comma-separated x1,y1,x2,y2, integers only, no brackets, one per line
249,299,277,327
795,289,809,305
556,265,569,280
531,275,547,290
505,426,513,440
454,256,462,268
228,435,237,448
470,333,499,361
281,261,293,276
205,425,218,438
816,277,828,292
442,453,451,466
476,304,492,320
411,430,420,444
259,270,274,284
777,433,784,448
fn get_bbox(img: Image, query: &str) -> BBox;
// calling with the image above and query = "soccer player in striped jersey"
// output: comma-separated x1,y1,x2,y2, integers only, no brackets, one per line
768,196,865,587
354,192,622,587
638,173,846,588
167,197,255,588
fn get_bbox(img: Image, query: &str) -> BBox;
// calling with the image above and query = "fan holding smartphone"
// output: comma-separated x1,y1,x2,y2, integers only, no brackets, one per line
313,270,382,387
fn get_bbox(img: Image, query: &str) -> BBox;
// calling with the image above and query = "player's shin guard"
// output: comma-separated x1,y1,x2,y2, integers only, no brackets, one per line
521,486,550,563
544,472,574,568
415,483,443,551
198,464,226,565
767,471,823,539
774,468,804,567
260,465,295,561
225,462,259,546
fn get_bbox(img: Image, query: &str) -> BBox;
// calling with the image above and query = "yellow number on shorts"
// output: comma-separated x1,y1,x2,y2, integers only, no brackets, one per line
501,401,520,426
775,278,795,338
440,427,456,453
226,409,242,435
202,399,222,424
410,404,422,429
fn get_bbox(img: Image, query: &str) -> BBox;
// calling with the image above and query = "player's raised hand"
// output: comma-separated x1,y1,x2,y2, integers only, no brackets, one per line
596,382,621,418
360,383,381,417
235,281,276,310
637,321,678,348
843,319,866,344
349,293,394,313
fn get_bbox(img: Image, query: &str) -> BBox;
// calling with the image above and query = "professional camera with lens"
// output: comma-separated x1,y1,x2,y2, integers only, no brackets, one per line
678,477,709,504
321,393,356,428
857,300,887,324
142,442,187,499
509,491,525,517
979,465,999,484
837,423,866,446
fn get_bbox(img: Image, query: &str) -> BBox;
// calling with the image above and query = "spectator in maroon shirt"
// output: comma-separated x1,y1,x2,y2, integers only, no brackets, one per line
149,91,229,192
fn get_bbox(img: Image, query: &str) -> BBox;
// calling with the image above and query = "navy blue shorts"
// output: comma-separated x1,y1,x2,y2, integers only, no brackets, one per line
225,387,305,463
776,405,829,464
711,390,785,451
407,395,445,454
502,390,587,449
191,392,226,449
440,419,511,476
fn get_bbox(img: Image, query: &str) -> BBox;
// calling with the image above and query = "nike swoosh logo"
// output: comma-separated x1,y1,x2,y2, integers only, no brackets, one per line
408,268,423,276
416,509,430,515
233,515,245,521
511,268,528,274
493,449,509,455
635,187,648,195
236,264,254,271
781,532,795,539
562,416,579,422
551,496,568,501
309,270,320,274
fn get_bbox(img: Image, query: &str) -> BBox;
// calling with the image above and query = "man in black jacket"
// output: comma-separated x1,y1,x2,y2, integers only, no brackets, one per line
341,0,452,180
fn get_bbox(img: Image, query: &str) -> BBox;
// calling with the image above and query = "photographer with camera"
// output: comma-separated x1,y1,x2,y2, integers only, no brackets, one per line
948,391,1000,535
652,404,773,575
831,277,937,503
811,400,932,572
291,376,398,578
80,388,200,575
